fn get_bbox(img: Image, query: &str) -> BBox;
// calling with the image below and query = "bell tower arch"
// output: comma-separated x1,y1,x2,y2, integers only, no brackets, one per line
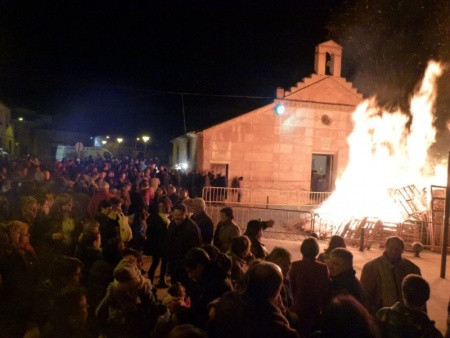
314,40,342,77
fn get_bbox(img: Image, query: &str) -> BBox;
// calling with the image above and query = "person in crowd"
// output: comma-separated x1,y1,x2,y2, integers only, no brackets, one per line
0,195,10,221
150,169,160,191
377,274,442,338
265,246,296,324
178,188,190,204
87,181,113,218
96,250,159,337
149,186,168,212
244,219,275,259
184,247,232,326
227,235,255,288
33,257,84,332
75,230,102,285
289,237,330,337
47,193,83,257
213,206,240,253
96,197,132,246
190,197,214,244
361,236,421,314
167,204,202,287
167,185,181,208
87,238,124,332
96,199,118,245
32,193,53,251
40,286,93,338
318,235,346,264
231,176,241,202
129,207,149,251
16,195,38,228
325,248,365,307
209,261,299,338
168,324,208,338
139,178,154,209
313,295,380,338
0,220,39,337
145,197,172,288
117,182,132,215
158,167,172,190
151,282,190,338
128,181,145,215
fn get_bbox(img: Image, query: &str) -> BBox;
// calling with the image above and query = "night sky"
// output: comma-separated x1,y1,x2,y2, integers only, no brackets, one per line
0,0,344,148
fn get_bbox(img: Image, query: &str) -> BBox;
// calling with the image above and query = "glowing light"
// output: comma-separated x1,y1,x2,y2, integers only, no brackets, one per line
275,104,285,116
117,138,123,144
18,117,23,121
181,162,188,169
316,61,445,224
142,136,150,143
101,140,107,145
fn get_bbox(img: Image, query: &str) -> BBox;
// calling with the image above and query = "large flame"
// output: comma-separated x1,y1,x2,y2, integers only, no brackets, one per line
316,61,444,223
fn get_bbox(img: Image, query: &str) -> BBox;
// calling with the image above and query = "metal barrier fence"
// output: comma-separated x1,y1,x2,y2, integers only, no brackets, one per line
202,187,331,208
205,203,444,249
205,204,314,240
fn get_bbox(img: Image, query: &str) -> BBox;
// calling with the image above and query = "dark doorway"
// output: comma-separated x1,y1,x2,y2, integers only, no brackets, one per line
311,154,333,192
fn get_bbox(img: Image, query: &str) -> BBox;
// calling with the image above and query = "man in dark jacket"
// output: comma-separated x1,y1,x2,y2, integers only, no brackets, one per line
184,247,232,326
209,261,299,338
191,198,214,244
326,248,365,307
167,204,202,287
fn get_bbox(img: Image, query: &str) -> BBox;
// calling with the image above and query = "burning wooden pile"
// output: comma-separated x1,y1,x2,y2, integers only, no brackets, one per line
313,62,447,251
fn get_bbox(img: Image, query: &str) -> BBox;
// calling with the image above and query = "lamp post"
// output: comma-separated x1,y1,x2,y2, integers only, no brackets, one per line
142,136,150,157
117,138,123,159
135,137,140,150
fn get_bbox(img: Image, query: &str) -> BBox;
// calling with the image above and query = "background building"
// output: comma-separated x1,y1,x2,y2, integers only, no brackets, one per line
172,41,363,191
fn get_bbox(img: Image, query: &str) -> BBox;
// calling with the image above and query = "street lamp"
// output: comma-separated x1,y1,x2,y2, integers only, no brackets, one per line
101,140,107,145
135,137,140,150
142,136,150,156
117,138,123,158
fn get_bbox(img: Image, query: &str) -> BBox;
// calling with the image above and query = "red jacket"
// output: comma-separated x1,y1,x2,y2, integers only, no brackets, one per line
288,257,330,336
87,190,113,218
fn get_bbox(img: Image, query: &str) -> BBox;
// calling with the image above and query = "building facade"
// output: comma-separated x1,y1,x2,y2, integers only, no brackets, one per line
172,40,363,191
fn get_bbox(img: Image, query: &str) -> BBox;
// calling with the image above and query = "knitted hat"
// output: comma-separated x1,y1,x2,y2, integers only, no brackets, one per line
113,260,145,288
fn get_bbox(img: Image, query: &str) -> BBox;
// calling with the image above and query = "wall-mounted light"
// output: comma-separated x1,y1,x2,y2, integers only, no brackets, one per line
275,104,285,116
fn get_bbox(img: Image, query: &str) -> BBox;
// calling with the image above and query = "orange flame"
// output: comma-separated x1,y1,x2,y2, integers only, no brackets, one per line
316,61,444,223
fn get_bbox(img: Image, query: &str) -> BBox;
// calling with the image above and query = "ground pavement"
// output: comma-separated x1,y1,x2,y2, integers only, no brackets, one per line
149,235,450,335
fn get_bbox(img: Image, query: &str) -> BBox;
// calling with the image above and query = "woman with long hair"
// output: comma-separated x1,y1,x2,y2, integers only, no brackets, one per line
0,220,39,337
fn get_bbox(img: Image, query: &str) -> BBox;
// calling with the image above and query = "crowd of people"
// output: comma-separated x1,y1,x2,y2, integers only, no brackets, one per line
0,156,448,337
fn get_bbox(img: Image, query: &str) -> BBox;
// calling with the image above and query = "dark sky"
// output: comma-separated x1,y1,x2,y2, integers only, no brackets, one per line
0,0,344,147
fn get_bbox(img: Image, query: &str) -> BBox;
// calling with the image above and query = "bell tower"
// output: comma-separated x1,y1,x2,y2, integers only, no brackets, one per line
314,40,342,77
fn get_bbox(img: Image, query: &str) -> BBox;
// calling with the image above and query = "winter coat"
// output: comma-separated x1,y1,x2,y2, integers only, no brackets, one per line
289,257,330,337
213,219,241,253
191,210,214,244
326,268,366,307
361,253,421,314
377,302,443,338
209,291,299,338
